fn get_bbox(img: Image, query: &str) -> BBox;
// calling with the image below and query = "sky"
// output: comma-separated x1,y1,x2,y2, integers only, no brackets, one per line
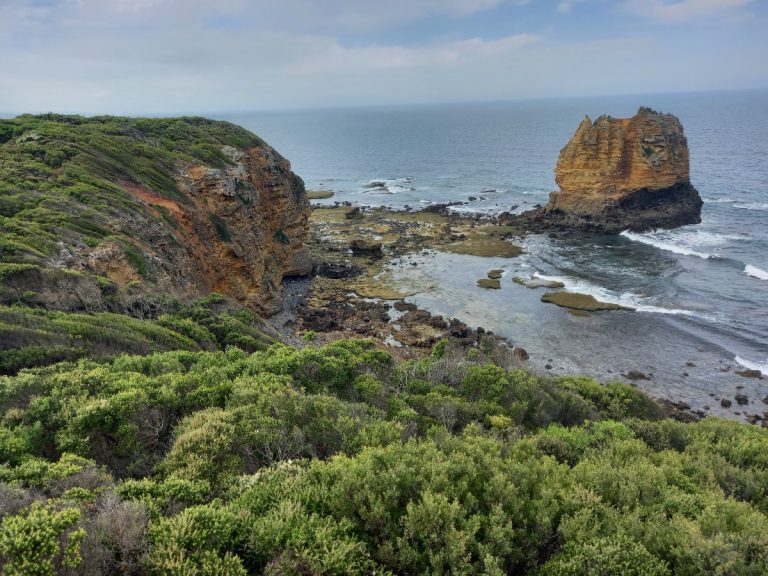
0,0,766,114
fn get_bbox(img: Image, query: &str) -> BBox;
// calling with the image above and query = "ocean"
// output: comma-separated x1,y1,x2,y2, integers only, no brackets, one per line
218,90,768,418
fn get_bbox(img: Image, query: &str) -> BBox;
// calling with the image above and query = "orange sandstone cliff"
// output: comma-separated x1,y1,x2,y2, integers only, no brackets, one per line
139,143,312,315
0,116,311,316
514,107,702,233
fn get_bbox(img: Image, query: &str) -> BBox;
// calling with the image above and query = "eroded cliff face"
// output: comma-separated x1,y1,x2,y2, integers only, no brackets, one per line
0,116,311,317
515,107,702,234
114,144,311,316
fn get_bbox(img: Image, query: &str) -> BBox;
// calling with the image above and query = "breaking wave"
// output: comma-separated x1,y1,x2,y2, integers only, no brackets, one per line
745,264,768,280
532,273,705,318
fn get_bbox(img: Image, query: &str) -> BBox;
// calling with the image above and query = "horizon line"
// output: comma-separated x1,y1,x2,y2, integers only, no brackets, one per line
1,86,767,119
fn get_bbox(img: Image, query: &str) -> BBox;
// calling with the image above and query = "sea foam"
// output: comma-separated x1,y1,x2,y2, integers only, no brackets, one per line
735,356,768,373
532,273,703,318
734,202,768,211
620,231,713,259
745,264,768,280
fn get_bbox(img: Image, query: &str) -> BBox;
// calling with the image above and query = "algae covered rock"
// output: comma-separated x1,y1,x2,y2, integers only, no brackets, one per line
477,278,501,289
541,291,631,311
350,238,384,259
442,238,522,258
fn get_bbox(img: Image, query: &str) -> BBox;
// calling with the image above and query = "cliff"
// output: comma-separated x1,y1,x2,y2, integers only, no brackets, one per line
512,107,702,233
0,115,310,316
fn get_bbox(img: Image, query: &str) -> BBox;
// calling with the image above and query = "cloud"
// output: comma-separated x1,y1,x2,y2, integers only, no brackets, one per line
625,0,752,22
0,0,765,114
2,0,518,33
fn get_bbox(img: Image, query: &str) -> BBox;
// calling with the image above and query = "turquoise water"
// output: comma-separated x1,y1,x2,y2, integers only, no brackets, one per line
219,90,768,416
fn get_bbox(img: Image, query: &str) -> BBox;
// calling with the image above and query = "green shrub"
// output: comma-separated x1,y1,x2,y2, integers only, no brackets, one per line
0,502,86,575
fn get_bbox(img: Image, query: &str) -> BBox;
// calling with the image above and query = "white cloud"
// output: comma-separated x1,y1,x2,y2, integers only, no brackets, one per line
626,0,752,22
0,0,764,114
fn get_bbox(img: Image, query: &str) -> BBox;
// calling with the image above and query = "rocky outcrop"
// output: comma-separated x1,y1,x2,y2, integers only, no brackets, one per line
160,144,311,315
511,107,702,234
0,116,310,316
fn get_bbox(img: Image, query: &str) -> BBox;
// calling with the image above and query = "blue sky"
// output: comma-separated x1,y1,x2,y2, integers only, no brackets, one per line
0,0,766,114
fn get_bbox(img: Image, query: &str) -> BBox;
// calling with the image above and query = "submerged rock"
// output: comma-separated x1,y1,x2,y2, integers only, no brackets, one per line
477,278,501,289
541,291,631,311
487,269,504,279
508,107,702,234
512,276,566,289
736,369,763,379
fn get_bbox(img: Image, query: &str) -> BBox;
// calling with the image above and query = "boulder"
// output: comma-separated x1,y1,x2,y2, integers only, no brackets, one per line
350,238,384,259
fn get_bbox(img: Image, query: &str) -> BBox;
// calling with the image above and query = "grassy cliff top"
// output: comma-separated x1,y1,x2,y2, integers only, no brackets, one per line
0,114,265,271
0,116,282,373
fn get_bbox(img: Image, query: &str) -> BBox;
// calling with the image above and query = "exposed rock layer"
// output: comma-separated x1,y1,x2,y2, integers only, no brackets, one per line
0,116,310,316
510,107,702,234
137,144,311,315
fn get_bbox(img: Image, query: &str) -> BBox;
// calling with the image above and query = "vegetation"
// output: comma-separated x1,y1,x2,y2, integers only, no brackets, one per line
1,112,766,574
0,294,275,375
1,337,766,574
0,114,262,271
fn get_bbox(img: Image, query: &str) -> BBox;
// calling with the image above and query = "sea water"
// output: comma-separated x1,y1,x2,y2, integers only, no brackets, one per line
219,90,768,418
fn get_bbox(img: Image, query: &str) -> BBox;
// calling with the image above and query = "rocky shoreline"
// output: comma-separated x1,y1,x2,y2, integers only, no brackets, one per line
269,202,745,424
268,204,528,362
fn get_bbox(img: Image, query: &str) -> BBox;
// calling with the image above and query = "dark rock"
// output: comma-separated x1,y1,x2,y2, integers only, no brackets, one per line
448,318,470,338
345,206,363,219
513,347,529,361
477,278,501,289
721,399,732,408
624,370,649,381
315,262,363,279
350,238,383,259
736,369,762,379
735,393,749,406
420,201,464,216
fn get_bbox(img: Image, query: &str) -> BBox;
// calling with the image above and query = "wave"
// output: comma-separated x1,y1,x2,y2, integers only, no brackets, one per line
705,197,740,204
532,273,707,318
734,202,768,211
735,355,768,373
361,177,414,194
620,231,713,259
744,264,768,280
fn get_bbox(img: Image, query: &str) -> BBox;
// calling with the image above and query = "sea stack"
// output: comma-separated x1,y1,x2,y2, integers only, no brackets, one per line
519,107,702,233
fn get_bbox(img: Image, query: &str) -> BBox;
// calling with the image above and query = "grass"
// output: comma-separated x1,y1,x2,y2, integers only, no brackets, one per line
0,114,264,273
